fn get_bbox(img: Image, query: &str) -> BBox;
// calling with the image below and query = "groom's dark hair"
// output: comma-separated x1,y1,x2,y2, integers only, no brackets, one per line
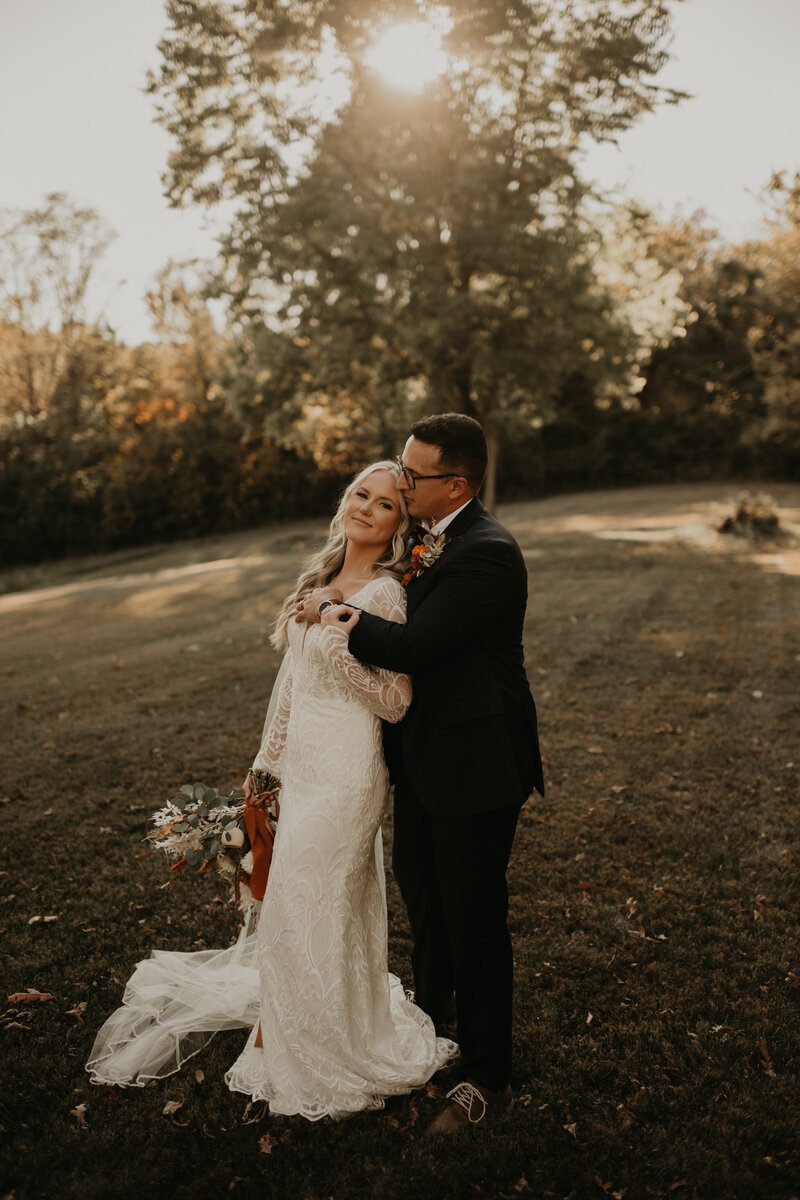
410,413,488,491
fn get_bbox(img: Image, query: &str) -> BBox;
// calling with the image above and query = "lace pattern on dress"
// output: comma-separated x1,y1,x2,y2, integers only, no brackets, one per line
252,648,293,776
319,577,411,724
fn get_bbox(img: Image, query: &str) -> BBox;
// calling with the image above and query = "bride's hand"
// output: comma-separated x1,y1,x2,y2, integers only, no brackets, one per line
296,587,344,624
320,604,361,634
241,772,253,801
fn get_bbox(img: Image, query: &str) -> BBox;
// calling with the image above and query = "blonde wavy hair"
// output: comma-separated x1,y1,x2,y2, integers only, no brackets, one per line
271,460,411,649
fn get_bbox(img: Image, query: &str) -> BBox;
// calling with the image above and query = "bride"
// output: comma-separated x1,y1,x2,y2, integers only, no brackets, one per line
87,460,457,1119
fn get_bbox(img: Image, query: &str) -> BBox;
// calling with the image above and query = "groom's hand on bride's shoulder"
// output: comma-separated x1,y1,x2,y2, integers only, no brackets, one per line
296,586,344,623
320,604,361,634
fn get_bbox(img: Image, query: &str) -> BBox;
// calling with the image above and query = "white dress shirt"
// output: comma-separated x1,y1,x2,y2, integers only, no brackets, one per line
429,497,473,537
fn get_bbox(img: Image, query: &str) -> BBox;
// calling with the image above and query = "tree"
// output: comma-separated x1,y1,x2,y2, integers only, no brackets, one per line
145,258,225,401
744,172,800,475
0,193,115,417
639,213,764,424
149,0,686,506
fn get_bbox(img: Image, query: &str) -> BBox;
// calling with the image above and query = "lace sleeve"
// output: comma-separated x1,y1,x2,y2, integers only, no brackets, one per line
252,652,293,776
318,577,411,724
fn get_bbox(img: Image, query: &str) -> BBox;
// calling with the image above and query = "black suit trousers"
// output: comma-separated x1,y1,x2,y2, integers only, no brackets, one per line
391,778,521,1092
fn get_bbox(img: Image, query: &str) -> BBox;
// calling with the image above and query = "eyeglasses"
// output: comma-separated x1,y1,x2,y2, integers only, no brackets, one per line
395,456,461,490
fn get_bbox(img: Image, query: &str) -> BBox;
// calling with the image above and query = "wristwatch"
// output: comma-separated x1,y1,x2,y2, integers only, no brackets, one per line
317,600,335,617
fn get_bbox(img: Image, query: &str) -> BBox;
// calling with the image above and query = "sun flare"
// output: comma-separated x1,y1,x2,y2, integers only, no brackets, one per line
364,20,449,92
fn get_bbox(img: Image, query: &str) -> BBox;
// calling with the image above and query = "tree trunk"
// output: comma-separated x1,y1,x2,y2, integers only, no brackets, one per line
482,419,498,513
437,370,498,511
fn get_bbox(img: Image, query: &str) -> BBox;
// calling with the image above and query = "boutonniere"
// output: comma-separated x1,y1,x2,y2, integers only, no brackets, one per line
402,531,449,586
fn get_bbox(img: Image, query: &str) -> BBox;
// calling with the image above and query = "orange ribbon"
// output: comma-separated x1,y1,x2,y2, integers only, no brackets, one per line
243,800,278,901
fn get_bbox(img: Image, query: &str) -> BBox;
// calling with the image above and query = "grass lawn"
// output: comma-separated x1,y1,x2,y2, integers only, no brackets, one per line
1,482,798,1200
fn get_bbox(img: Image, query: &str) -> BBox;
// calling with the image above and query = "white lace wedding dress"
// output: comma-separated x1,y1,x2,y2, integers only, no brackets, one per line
87,576,457,1119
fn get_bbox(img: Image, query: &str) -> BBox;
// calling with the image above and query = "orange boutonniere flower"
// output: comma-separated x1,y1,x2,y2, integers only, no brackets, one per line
401,531,449,586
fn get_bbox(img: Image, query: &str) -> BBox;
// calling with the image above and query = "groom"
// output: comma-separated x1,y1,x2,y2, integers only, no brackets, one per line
302,413,543,1133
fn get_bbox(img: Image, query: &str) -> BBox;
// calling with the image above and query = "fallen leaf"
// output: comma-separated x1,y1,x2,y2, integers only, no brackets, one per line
7,990,53,1003
162,1097,185,1116
66,1001,87,1021
407,1098,419,1125
757,1037,777,1077
425,1081,442,1100
586,746,604,755
195,1069,205,1084
514,1177,529,1193
564,1122,577,1138
610,785,628,794
258,1133,278,1154
70,1103,89,1129
241,1100,267,1125
785,972,799,986
586,1011,594,1026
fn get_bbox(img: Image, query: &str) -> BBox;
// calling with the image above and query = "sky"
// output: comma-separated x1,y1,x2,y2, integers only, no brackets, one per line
0,0,798,344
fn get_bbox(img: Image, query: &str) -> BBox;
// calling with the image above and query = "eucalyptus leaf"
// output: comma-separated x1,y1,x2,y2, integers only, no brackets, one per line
203,839,221,861
185,848,200,867
172,821,190,833
180,784,194,797
186,814,200,828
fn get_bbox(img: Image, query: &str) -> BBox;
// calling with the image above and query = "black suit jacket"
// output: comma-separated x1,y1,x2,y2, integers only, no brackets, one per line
348,497,544,816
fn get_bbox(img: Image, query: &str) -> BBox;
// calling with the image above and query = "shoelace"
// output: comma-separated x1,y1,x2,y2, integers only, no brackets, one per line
446,1081,487,1123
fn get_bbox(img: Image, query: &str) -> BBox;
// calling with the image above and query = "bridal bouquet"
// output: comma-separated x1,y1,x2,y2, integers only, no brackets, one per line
148,772,280,913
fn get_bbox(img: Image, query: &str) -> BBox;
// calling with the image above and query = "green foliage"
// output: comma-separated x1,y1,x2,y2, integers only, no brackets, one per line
630,182,800,483
0,334,343,568
148,0,687,503
743,173,800,477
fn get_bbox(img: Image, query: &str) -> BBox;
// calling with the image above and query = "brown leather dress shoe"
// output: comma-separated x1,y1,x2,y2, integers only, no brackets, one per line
425,1080,513,1135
